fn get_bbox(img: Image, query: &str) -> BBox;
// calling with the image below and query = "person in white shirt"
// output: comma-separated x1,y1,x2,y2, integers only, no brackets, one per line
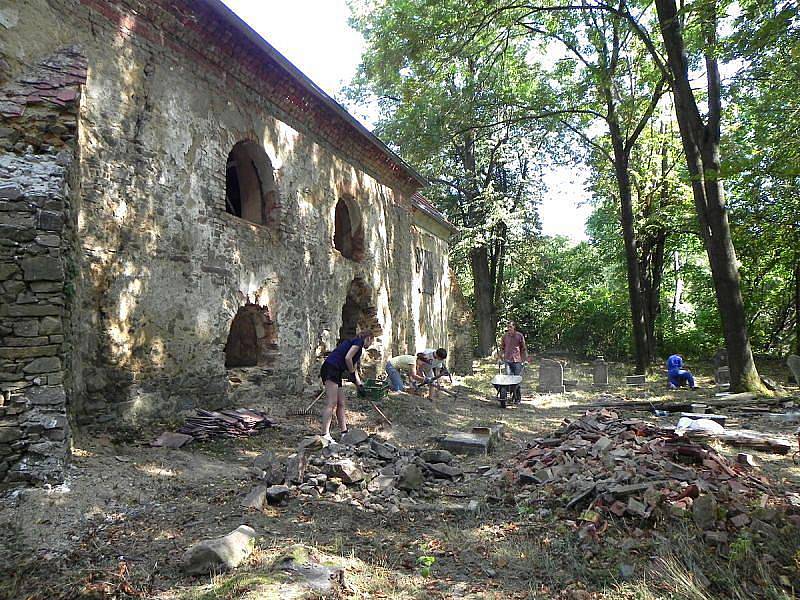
420,348,448,399
385,353,429,392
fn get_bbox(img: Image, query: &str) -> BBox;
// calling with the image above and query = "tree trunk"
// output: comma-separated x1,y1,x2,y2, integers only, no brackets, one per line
655,0,763,393
612,142,650,374
795,257,800,355
471,245,496,356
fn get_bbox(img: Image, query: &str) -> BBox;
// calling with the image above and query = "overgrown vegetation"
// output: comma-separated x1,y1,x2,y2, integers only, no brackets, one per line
348,0,799,372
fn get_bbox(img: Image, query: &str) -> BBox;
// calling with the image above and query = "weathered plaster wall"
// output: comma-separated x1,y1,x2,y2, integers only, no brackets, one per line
1,0,455,451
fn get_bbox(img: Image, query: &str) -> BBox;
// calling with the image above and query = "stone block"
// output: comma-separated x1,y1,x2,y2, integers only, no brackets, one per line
420,449,453,464
182,525,256,575
265,484,290,505
21,256,63,281
0,427,21,443
324,458,364,484
38,316,62,335
396,463,424,490
23,385,66,406
241,485,266,509
22,356,61,374
439,432,490,456
0,184,22,201
37,210,63,232
2,304,61,317
12,320,38,337
626,375,646,386
0,263,19,280
0,345,58,359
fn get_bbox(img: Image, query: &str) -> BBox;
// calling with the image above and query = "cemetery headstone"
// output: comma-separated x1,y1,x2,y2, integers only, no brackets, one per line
626,374,646,386
712,348,728,369
537,359,565,393
592,356,609,388
788,355,800,386
715,366,730,386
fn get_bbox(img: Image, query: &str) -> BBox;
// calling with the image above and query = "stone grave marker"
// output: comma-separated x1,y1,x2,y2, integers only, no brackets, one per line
592,356,609,388
715,366,730,386
712,347,728,369
788,355,800,385
626,374,646,386
537,359,565,393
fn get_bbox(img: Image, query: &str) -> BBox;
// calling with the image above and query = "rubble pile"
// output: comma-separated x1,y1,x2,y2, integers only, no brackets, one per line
176,408,274,440
245,430,474,514
510,409,791,537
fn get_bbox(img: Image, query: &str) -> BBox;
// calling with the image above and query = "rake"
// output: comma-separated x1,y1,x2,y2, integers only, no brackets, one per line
286,390,324,417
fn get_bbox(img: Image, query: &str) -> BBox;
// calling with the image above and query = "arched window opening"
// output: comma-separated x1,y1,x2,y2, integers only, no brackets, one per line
224,141,276,225
338,277,382,343
333,199,364,261
224,303,276,368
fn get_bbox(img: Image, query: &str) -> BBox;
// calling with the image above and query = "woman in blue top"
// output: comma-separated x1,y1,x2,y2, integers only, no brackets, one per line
319,330,374,441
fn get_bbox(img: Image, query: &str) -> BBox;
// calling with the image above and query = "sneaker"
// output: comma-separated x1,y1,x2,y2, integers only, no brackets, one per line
321,433,335,445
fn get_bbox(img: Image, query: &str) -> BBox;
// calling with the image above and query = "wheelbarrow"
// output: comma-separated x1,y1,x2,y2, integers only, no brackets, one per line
491,373,522,408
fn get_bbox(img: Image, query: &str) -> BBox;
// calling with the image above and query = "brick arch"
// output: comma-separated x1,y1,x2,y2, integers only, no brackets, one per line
338,277,382,342
224,303,276,368
225,140,278,226
333,197,365,261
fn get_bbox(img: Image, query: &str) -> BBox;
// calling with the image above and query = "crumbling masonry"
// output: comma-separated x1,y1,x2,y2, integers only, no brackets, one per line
0,0,472,486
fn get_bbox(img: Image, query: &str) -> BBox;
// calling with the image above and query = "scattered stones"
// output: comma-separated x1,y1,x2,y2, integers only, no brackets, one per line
182,525,256,575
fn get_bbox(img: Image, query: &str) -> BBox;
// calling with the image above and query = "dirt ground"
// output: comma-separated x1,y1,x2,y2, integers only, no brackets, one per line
2,357,800,599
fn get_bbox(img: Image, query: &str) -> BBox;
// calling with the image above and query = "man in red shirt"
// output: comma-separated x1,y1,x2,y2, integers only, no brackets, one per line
500,322,527,375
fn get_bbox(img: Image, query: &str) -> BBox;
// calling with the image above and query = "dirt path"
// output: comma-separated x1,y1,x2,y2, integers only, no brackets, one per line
2,359,799,599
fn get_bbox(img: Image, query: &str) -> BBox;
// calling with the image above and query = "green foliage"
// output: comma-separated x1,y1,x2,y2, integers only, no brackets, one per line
416,555,436,577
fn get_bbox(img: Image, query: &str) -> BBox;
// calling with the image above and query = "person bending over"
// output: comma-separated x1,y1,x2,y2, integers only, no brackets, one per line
666,354,697,390
420,348,448,399
385,353,429,393
319,330,374,442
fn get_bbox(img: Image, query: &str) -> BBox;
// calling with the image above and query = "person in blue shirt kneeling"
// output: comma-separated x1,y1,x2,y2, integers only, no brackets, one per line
666,354,697,390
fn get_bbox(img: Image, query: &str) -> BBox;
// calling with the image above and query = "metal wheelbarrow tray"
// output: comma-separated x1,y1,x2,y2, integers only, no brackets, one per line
491,374,522,408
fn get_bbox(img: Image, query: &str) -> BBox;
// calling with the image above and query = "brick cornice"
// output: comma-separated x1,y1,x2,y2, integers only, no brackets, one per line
76,0,425,195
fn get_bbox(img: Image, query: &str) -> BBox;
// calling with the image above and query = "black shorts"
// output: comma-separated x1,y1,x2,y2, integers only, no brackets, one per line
320,362,352,387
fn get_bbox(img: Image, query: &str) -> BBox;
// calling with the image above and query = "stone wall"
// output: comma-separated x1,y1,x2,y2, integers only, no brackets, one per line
1,0,457,454
0,44,86,486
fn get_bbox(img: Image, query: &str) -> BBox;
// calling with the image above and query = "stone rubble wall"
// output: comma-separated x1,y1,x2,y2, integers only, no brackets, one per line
0,44,86,486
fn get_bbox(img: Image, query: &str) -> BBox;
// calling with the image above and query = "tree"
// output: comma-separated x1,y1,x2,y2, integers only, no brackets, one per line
348,0,550,355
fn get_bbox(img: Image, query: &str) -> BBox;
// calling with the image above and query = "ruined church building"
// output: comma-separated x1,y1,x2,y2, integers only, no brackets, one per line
0,0,472,486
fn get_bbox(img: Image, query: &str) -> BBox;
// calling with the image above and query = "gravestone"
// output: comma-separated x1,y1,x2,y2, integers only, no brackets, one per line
788,355,800,386
715,366,730,385
626,374,646,386
712,348,728,369
592,356,609,388
537,359,565,393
